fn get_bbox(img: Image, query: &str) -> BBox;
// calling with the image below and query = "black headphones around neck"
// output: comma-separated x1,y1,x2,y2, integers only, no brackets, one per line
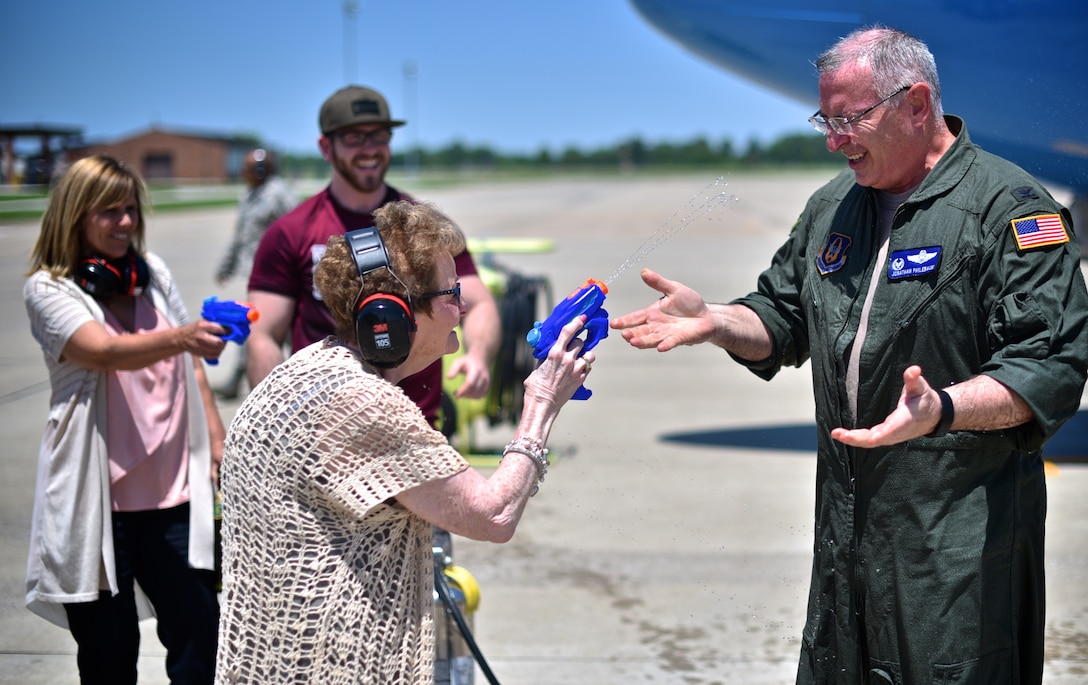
75,250,150,301
345,227,416,368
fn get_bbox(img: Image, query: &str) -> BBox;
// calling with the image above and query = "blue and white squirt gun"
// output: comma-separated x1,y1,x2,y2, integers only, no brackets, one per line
526,278,609,400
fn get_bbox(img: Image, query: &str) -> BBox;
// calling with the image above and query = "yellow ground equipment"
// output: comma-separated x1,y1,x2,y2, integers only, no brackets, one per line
440,238,554,463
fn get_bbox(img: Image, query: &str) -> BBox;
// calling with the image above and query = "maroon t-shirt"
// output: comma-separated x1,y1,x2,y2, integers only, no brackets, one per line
248,185,479,423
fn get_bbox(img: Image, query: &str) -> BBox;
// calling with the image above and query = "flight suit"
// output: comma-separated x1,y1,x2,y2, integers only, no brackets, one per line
733,117,1088,684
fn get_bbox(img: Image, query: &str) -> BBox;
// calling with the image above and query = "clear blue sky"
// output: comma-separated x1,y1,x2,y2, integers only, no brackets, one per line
1,0,816,156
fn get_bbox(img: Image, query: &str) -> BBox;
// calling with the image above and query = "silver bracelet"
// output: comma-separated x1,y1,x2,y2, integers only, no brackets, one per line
502,436,549,496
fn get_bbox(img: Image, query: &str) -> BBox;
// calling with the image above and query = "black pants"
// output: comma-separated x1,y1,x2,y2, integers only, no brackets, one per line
64,504,219,685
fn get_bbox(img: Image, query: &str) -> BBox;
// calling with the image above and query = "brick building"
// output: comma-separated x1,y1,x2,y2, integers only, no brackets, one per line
77,126,253,182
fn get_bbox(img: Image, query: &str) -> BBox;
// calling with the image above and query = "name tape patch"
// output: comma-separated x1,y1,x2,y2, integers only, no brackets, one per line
888,246,941,280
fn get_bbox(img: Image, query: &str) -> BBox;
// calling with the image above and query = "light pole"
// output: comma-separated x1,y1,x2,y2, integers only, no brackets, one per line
343,0,358,83
403,60,419,176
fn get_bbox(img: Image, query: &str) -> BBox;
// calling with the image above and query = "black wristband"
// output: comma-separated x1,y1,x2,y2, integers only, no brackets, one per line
927,389,955,437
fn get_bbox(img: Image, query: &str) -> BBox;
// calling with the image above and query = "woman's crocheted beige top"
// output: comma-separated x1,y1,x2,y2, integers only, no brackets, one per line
214,338,469,684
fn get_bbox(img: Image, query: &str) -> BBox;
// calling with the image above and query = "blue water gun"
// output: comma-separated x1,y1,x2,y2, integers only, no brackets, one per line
201,296,260,365
526,278,609,400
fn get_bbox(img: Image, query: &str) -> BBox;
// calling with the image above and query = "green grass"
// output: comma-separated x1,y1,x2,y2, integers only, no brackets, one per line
0,197,241,223
0,164,841,224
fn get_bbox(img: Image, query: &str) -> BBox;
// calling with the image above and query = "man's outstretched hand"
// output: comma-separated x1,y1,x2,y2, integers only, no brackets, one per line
609,269,715,352
831,365,944,448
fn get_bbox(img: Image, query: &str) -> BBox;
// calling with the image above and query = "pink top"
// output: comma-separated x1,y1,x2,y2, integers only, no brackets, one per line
103,296,190,512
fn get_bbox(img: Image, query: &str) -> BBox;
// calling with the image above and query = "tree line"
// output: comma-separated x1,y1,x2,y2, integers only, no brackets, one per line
279,131,836,178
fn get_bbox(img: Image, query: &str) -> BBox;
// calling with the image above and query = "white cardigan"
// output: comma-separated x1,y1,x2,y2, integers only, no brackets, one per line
22,252,215,628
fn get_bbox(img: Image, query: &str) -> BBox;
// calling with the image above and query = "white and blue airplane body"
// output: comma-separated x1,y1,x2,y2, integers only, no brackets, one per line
631,0,1087,216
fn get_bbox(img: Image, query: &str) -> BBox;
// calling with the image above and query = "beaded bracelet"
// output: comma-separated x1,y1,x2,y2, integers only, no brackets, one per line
502,436,549,496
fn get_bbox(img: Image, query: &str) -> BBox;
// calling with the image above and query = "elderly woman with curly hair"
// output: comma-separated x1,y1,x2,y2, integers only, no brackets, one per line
214,200,595,684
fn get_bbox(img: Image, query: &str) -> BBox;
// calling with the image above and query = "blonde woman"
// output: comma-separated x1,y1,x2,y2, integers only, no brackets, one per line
24,155,225,684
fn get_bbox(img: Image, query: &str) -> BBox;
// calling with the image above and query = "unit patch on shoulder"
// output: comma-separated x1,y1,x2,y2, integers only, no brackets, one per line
816,232,852,275
1010,214,1069,251
888,246,941,280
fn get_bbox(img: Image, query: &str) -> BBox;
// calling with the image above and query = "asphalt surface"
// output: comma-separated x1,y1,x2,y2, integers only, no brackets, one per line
1,171,1085,684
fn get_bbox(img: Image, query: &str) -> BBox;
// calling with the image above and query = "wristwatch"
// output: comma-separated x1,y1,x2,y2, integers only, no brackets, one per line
927,389,955,437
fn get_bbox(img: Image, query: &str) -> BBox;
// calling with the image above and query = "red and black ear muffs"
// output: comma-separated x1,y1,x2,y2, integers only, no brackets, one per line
75,249,150,301
345,227,416,368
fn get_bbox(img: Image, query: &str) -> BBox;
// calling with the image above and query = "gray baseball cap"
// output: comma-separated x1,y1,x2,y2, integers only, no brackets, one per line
319,85,406,134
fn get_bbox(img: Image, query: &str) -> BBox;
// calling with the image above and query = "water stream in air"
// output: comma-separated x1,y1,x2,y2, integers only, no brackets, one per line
604,176,738,286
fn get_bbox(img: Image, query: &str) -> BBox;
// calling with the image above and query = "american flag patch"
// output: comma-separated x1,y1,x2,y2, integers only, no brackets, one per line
1011,213,1068,250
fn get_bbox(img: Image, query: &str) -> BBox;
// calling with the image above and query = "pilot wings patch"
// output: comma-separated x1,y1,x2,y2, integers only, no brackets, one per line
1011,214,1068,251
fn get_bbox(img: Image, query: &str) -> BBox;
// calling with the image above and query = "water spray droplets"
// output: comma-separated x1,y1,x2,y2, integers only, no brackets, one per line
605,177,738,285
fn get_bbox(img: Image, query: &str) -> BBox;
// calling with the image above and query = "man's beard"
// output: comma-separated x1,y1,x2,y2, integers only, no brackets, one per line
331,148,387,194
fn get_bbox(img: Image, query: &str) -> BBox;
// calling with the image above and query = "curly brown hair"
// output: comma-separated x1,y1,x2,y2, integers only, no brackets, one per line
314,200,466,338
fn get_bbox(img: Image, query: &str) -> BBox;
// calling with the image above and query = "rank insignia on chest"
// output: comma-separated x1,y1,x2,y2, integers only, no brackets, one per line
888,246,941,280
1011,213,1069,251
816,232,852,275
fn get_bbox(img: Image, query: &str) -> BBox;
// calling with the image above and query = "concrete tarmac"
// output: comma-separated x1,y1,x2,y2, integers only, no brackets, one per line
1,171,1086,684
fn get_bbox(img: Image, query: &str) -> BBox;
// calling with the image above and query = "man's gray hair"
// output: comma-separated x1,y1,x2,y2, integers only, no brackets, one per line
815,25,943,120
